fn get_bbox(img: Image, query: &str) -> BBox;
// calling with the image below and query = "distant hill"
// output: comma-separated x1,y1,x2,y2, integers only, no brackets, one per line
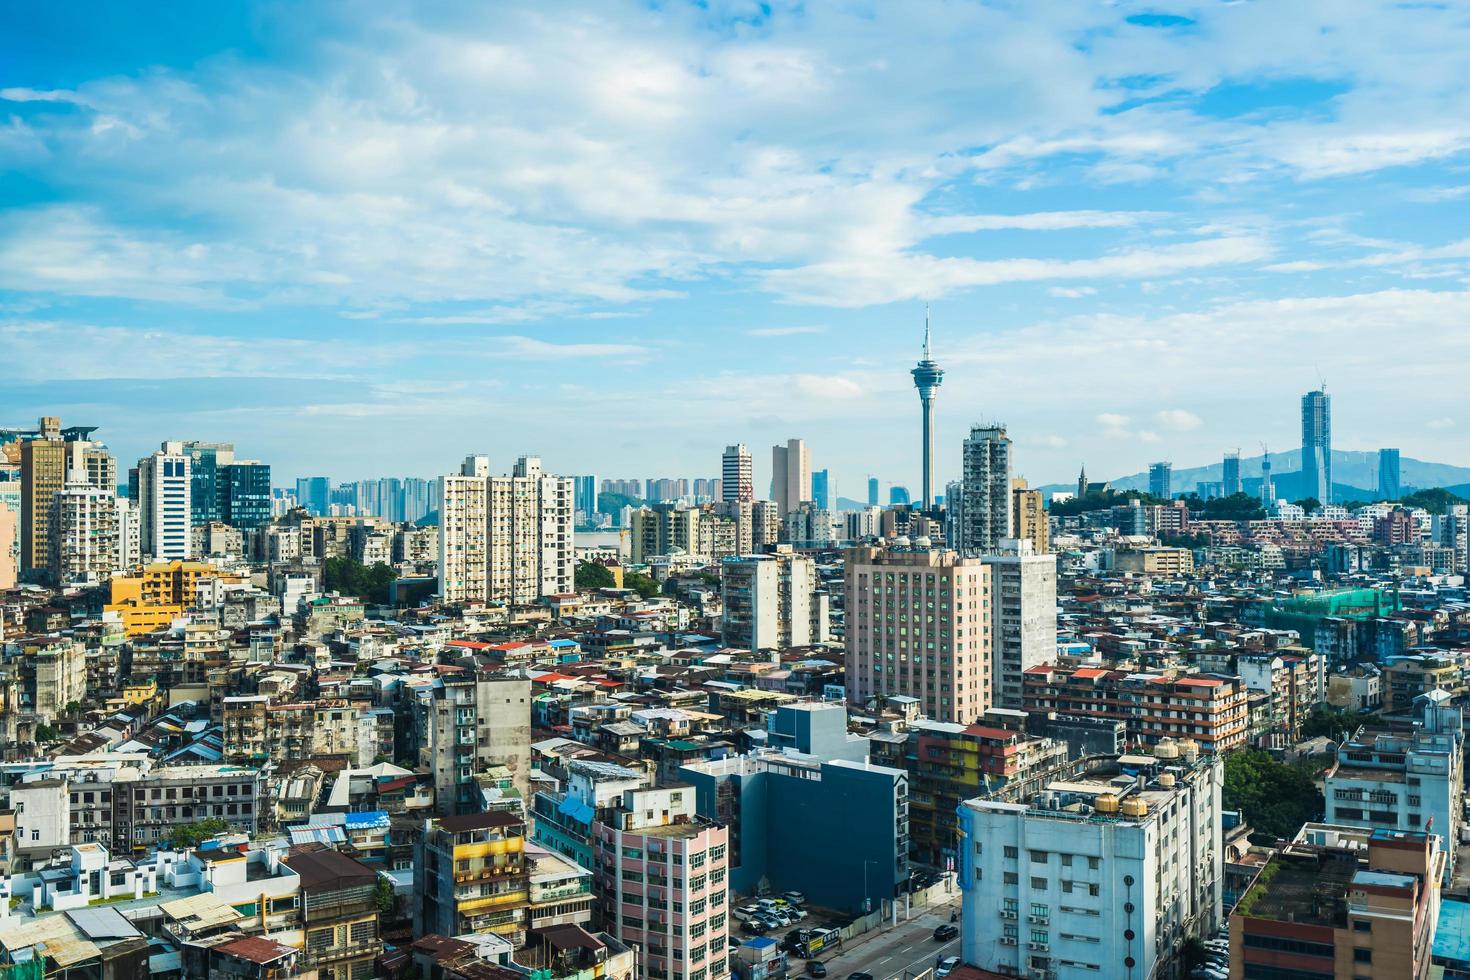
1041,449,1470,502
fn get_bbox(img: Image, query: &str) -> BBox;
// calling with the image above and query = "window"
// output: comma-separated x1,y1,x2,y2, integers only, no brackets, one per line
1353,949,1372,964
1004,872,1018,885
1030,877,1047,891
1352,921,1371,933
1060,854,1072,867
1087,884,1099,897
1004,846,1018,859
1030,851,1048,863
1087,857,1099,870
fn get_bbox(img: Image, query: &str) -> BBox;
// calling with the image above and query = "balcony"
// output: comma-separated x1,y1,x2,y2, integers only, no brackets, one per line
302,938,381,967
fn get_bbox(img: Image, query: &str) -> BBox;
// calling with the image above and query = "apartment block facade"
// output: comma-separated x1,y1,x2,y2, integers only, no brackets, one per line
844,543,992,723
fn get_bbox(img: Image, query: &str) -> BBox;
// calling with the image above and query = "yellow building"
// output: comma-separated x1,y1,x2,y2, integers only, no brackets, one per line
1011,478,1049,555
105,560,232,636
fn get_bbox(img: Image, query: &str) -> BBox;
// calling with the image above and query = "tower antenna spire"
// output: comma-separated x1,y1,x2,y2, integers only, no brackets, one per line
923,303,932,358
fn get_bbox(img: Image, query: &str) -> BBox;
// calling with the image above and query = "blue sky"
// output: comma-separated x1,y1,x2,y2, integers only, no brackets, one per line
3,1,1470,497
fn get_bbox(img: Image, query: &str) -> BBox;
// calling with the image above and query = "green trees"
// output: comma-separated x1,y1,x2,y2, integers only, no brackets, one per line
170,817,231,849
1048,489,1165,516
1298,706,1377,741
322,557,396,604
623,571,662,598
575,561,616,591
1222,749,1324,840
596,491,644,515
1400,488,1466,514
1291,497,1322,515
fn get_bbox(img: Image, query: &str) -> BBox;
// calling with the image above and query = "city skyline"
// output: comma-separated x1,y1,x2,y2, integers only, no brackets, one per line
4,4,1470,494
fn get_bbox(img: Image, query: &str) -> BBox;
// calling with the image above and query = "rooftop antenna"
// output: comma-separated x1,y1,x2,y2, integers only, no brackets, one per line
923,303,932,359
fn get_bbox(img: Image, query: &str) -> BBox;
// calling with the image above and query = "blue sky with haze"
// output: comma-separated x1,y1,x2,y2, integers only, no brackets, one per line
3,1,1469,497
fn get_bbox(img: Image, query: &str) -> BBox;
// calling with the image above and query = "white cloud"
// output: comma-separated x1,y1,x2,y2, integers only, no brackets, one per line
1428,417,1456,430
923,211,1157,234
1155,409,1203,432
744,326,827,337
1048,286,1097,298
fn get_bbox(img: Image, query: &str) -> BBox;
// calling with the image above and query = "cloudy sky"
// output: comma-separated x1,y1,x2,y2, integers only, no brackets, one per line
3,1,1470,496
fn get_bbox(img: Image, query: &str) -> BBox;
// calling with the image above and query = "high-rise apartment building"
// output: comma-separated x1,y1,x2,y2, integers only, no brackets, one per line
1010,478,1048,555
137,443,192,560
1222,452,1242,496
956,424,1011,555
591,785,730,980
48,467,119,586
722,445,753,503
630,504,700,564
844,542,991,723
960,746,1223,980
1148,460,1172,499
19,417,113,575
752,500,782,549
437,455,574,606
771,438,811,517
983,539,1057,710
868,477,879,507
720,548,826,651
1378,447,1401,499
1302,387,1333,503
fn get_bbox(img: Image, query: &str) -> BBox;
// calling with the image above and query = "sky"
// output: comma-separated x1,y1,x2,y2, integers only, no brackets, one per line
3,1,1470,498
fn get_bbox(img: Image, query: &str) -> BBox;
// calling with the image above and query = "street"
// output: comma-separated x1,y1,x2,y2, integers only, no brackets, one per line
809,892,962,980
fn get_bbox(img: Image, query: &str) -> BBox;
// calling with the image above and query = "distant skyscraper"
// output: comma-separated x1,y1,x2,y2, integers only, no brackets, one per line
295,476,330,516
867,477,879,507
222,460,271,530
1148,461,1172,499
771,438,811,517
889,485,911,506
573,475,597,515
812,469,831,510
722,444,753,503
1222,452,1241,496
1301,388,1332,503
957,425,1011,555
911,307,944,509
1378,448,1401,500
1260,446,1276,506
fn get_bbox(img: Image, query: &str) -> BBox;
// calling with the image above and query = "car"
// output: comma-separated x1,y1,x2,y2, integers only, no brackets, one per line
935,957,961,978
788,906,809,920
734,905,761,922
807,962,827,978
783,891,807,906
933,924,959,942
742,920,768,935
847,974,874,980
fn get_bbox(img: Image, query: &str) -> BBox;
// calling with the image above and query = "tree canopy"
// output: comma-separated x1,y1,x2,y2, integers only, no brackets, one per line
623,570,662,598
1048,489,1166,516
1400,487,1466,514
1298,706,1378,741
1291,497,1322,514
575,560,616,591
323,557,396,605
1222,749,1323,840
597,491,645,514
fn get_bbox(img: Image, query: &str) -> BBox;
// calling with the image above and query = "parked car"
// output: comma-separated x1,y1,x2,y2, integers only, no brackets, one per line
734,905,761,922
933,924,959,942
808,962,827,978
935,957,961,978
847,974,874,980
742,920,768,935
783,891,807,906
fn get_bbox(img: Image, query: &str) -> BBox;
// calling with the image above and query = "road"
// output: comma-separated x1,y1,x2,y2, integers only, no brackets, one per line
810,891,962,980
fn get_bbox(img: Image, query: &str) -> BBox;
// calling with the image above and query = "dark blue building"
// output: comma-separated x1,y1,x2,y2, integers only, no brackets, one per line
681,703,909,914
